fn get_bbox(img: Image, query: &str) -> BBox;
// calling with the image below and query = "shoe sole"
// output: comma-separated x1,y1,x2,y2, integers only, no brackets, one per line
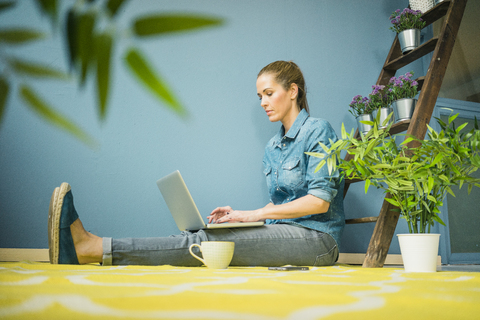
48,182,71,264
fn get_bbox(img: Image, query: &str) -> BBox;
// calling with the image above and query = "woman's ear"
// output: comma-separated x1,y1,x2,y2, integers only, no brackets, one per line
290,83,299,100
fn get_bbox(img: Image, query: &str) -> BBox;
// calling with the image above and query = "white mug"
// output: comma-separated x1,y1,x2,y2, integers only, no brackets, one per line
189,241,235,269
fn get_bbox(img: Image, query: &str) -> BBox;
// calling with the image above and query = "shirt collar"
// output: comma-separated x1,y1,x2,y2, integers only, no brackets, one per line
281,109,309,140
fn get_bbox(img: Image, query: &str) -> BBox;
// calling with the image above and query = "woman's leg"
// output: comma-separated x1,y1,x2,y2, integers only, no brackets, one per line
50,183,337,267
103,224,338,267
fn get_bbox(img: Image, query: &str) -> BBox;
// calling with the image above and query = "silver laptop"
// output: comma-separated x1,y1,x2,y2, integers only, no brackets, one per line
156,171,264,231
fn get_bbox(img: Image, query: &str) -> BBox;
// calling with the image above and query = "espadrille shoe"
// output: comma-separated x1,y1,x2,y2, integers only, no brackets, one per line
48,183,79,264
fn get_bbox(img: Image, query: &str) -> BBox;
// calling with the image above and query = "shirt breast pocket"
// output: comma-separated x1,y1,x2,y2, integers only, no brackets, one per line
281,158,304,189
263,166,272,190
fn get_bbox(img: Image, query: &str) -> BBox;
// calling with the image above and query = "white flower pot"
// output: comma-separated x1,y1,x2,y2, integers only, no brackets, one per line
355,114,373,135
398,233,440,272
409,0,435,13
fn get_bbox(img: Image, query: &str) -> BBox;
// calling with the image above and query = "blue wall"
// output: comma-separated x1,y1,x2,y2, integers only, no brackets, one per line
0,0,412,253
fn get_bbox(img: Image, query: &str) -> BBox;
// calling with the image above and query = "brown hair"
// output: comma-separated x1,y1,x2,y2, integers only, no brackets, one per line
257,60,309,113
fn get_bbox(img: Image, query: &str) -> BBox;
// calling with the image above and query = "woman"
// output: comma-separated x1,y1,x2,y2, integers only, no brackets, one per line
49,60,344,266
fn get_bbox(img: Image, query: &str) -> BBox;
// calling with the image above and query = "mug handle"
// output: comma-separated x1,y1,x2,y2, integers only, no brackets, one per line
189,244,206,265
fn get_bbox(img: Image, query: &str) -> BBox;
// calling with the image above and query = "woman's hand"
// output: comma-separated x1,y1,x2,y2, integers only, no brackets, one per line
208,206,262,224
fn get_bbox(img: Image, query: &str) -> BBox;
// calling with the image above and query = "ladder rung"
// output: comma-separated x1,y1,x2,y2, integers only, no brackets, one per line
422,0,451,27
346,217,378,224
384,37,438,71
345,178,362,184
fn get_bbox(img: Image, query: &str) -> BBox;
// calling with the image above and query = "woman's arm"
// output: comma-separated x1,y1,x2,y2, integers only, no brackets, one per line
209,194,330,224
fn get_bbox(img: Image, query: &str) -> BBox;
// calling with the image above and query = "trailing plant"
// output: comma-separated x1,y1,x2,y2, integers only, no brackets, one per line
307,112,480,233
0,0,223,146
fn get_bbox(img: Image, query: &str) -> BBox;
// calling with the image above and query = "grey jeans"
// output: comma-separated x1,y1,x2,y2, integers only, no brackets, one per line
102,224,338,267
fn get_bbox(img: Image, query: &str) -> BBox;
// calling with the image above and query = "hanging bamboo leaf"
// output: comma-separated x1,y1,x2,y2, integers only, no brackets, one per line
34,0,58,26
65,8,78,70
0,29,44,44
19,84,97,147
133,14,223,37
0,76,9,126
314,159,326,173
124,47,186,116
95,32,113,121
365,178,371,193
0,1,15,13
7,58,69,79
106,0,128,17
77,11,96,85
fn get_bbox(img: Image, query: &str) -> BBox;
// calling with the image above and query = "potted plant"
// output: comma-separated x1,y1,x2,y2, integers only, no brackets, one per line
390,8,426,53
369,85,393,129
409,0,436,13
308,113,480,272
349,95,374,135
387,71,419,123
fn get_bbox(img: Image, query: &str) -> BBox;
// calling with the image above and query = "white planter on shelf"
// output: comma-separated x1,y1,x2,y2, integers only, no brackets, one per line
409,0,435,13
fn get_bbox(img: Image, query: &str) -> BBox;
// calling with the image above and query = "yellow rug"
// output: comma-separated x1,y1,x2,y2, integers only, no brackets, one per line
1,262,479,319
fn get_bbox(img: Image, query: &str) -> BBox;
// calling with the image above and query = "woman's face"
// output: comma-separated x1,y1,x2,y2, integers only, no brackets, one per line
256,73,299,130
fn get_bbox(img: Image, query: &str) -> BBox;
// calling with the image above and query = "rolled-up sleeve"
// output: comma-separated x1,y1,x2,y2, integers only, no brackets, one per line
305,120,340,203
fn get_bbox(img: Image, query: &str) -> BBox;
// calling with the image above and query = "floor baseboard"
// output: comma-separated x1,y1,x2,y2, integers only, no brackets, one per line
0,248,441,266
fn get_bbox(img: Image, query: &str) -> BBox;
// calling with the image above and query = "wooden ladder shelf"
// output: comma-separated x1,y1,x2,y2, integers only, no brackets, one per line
344,0,468,268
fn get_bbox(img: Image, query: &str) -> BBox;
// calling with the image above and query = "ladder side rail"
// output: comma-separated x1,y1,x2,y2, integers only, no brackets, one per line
362,0,468,268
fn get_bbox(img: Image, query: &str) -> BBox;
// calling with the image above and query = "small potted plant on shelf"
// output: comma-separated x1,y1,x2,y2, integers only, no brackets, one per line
349,95,374,135
308,113,480,272
387,71,419,123
369,85,393,129
390,8,427,53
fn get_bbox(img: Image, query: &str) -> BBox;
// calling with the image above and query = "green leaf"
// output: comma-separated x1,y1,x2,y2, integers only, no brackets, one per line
385,197,400,207
106,0,128,17
341,122,346,140
34,0,58,26
0,76,10,126
305,151,325,159
0,1,15,13
432,215,446,226
7,58,69,79
314,159,326,173
365,179,371,194
133,14,223,37
77,11,96,85
65,8,78,70
318,142,329,153
0,29,45,44
19,84,97,147
124,47,187,116
95,32,113,121
449,113,459,124
430,153,444,167
401,136,415,145
455,122,468,133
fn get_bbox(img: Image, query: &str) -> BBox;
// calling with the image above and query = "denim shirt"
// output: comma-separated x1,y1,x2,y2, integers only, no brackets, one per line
263,109,345,247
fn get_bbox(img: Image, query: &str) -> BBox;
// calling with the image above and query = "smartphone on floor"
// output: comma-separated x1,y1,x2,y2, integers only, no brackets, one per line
268,266,309,271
